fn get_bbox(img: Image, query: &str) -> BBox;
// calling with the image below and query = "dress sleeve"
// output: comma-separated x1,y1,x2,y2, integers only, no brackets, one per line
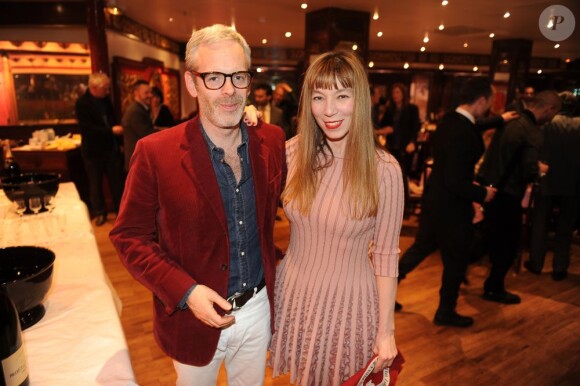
372,153,405,277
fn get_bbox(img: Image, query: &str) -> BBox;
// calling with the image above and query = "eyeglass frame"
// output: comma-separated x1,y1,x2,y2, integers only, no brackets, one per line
189,70,253,90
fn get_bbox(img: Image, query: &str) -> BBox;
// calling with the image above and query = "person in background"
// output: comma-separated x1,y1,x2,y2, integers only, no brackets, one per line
375,83,421,217
252,82,286,129
479,90,561,304
396,77,497,327
151,86,175,129
273,81,299,139
270,51,402,385
75,72,124,226
110,24,286,386
121,79,155,171
507,85,535,114
526,92,580,281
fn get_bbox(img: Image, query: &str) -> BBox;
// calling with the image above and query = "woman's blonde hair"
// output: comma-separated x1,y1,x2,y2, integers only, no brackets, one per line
283,51,379,219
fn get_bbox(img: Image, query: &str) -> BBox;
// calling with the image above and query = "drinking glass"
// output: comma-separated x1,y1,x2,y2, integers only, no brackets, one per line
15,199,26,216
43,195,55,212
29,197,42,215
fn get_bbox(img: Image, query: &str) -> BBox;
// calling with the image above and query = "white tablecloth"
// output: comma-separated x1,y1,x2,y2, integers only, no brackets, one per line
0,182,136,385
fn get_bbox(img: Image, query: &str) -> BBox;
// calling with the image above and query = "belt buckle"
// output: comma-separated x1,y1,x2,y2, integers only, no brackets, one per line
227,292,244,311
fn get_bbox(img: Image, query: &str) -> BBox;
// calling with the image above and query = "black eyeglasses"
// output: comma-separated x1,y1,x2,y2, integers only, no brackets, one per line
190,71,253,90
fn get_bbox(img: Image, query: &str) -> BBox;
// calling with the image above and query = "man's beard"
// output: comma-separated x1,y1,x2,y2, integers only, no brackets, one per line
199,94,246,129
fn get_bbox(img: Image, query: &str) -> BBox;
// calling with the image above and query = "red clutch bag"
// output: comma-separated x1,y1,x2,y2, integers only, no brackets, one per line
341,351,405,386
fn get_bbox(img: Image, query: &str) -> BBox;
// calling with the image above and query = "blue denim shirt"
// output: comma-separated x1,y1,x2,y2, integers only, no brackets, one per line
201,123,264,299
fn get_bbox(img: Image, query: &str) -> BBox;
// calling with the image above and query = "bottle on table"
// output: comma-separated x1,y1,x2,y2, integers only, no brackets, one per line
2,140,21,179
0,287,30,386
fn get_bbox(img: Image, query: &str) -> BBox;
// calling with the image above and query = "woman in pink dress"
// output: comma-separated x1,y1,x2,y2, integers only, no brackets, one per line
270,51,404,385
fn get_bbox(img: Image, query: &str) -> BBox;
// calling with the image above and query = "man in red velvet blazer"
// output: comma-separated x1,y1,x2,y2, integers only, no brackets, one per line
110,24,286,385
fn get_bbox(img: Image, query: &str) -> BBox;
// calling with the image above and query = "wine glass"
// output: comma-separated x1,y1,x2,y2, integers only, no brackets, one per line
43,195,55,213
15,199,26,217
29,197,42,215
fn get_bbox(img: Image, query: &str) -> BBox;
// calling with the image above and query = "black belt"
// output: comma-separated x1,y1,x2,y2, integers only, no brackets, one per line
226,278,266,311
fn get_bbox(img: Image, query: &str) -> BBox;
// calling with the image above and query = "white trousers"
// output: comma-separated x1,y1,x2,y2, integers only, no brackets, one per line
173,288,271,386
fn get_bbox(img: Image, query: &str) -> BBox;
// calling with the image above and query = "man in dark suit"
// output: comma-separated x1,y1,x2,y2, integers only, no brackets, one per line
397,77,496,327
75,73,124,226
527,92,580,281
110,24,286,384
252,82,287,133
479,90,561,303
121,79,155,171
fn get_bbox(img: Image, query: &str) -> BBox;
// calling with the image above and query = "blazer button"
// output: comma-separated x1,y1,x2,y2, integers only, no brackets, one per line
221,264,228,271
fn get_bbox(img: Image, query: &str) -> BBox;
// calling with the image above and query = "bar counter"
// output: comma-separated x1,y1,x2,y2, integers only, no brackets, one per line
0,182,136,385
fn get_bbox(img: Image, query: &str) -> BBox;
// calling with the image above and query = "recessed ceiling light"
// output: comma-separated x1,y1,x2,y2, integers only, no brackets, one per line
489,33,495,38
537,69,543,74
373,10,379,20
285,32,292,38
256,67,263,73
473,66,479,72
420,46,426,52
463,42,469,48
554,43,560,49
565,58,571,63
352,44,358,51
301,3,307,10
262,38,267,44
403,62,410,69
504,11,510,18
377,31,383,37
368,61,375,68
169,17,174,22
423,33,429,43
442,0,448,6
438,24,445,31
502,59,508,64
439,64,444,70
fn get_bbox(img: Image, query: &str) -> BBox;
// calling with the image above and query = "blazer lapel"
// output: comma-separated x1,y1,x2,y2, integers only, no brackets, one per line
179,117,228,233
247,124,269,232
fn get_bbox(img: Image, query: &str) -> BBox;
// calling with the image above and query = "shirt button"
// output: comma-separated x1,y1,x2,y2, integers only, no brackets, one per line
239,220,243,225
242,283,247,287
236,188,239,193
221,264,228,271
241,251,245,256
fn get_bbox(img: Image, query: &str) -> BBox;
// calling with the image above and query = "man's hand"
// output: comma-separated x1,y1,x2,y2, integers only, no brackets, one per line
484,186,497,202
186,285,235,329
112,125,123,135
501,111,519,123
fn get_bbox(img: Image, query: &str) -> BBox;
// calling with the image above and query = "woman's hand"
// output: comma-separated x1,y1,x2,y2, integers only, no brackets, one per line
372,331,397,372
243,105,262,126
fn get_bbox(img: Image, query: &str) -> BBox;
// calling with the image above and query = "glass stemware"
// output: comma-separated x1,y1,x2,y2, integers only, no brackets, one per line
15,199,26,217
29,197,42,215
43,195,55,212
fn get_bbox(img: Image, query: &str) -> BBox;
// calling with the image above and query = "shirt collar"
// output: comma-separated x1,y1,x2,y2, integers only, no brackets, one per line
200,122,249,154
455,107,476,124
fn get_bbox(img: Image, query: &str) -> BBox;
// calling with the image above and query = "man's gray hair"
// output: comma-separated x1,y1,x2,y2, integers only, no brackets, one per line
185,24,251,71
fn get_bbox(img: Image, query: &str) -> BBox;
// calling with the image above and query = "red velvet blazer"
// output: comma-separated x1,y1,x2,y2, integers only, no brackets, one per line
110,116,286,366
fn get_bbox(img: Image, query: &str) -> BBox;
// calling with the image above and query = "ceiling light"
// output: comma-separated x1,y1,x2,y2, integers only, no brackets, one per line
537,69,543,74
403,62,410,69
423,33,429,43
256,67,263,73
420,46,426,52
301,3,307,10
352,44,358,51
439,64,444,70
262,38,267,44
554,43,560,48
285,32,292,38
489,33,495,38
368,61,374,68
377,31,383,37
502,59,508,64
442,0,448,6
105,0,124,15
169,17,174,22
438,24,445,31
565,58,571,63
373,10,379,20
463,42,469,48
504,11,510,18
473,66,479,72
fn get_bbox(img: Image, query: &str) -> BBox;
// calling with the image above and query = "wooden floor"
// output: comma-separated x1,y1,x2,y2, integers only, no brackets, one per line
95,211,580,386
